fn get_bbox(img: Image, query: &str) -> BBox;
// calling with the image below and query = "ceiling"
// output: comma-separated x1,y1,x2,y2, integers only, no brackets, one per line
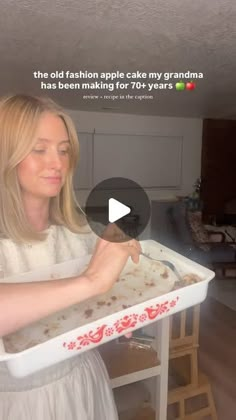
0,0,236,118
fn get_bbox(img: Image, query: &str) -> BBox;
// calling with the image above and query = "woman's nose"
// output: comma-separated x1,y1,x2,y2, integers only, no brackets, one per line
48,151,63,169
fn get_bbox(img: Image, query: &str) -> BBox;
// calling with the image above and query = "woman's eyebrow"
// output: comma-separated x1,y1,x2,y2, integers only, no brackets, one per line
37,138,70,144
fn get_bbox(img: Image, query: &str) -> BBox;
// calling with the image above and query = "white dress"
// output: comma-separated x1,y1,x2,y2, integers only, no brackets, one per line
0,225,118,420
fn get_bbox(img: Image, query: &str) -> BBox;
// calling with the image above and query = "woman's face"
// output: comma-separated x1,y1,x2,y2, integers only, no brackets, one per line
17,112,71,202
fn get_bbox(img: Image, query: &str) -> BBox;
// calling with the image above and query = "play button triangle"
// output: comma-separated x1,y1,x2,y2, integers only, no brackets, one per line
108,198,131,223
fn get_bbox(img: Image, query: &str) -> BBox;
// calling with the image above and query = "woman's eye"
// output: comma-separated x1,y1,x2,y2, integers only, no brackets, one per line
32,149,69,155
32,149,45,154
59,149,69,155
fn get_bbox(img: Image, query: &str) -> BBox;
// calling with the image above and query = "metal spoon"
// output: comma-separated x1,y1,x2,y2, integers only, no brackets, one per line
141,252,183,282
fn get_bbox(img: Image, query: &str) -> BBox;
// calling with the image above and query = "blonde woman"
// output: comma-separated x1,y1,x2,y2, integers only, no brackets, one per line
0,94,140,420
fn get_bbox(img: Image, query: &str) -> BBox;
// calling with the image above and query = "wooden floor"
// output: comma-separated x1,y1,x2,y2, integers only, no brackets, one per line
198,296,236,420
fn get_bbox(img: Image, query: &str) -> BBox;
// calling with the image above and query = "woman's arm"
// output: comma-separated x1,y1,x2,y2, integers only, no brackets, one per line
0,236,141,336
0,275,94,336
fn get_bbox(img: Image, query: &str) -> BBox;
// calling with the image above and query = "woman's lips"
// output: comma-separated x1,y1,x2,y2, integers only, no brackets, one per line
43,177,62,184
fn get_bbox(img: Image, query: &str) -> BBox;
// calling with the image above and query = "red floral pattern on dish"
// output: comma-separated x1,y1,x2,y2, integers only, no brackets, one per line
139,313,147,322
62,296,179,350
77,325,108,346
105,328,114,336
114,313,139,333
145,301,169,319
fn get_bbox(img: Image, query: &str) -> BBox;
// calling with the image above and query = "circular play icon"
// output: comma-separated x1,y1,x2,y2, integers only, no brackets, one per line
85,177,151,242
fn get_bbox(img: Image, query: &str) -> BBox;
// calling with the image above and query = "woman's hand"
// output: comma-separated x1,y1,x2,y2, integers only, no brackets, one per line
84,224,142,296
84,225,141,339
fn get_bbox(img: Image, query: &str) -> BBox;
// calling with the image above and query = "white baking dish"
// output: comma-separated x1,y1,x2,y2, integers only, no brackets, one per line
0,240,215,377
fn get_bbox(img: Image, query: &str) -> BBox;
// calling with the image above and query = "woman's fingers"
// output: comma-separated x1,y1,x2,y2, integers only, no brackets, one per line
101,223,124,242
125,242,140,264
124,332,132,339
85,225,142,296
96,237,141,264
96,223,142,257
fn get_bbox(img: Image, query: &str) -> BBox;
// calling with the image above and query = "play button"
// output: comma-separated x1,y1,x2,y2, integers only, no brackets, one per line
108,198,131,223
85,177,151,242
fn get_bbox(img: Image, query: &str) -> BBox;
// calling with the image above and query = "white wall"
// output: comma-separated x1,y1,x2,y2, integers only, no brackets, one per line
67,109,203,207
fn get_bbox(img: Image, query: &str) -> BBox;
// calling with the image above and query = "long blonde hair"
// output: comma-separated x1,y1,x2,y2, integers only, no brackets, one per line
0,94,88,243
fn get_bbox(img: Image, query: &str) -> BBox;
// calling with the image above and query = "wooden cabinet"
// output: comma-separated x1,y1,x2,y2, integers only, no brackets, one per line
201,119,236,224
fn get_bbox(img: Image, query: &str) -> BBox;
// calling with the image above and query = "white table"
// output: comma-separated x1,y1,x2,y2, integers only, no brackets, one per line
110,317,170,420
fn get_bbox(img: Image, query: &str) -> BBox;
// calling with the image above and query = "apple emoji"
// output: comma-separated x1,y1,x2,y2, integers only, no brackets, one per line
175,81,185,91
186,81,196,90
